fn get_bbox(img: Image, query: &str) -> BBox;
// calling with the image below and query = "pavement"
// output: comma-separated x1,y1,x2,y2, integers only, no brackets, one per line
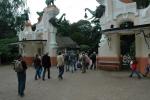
0,65,150,100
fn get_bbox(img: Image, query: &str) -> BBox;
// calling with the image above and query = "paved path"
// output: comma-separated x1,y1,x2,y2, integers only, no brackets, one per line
0,65,150,100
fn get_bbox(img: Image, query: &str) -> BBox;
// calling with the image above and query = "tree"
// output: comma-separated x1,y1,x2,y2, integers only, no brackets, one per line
90,20,102,52
57,19,102,53
0,37,18,64
0,0,27,38
0,0,26,64
70,20,92,46
57,19,71,36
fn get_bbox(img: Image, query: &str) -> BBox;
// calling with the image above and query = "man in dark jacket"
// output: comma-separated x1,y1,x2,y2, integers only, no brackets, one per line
90,52,97,70
34,54,42,80
16,55,27,97
42,53,51,81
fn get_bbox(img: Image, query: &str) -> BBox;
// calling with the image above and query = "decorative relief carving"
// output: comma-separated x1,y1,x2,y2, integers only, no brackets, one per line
113,0,137,19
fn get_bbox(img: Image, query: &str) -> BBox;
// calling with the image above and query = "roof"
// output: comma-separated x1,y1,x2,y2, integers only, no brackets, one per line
19,40,47,42
56,36,79,49
102,24,150,34
9,40,47,45
9,37,79,49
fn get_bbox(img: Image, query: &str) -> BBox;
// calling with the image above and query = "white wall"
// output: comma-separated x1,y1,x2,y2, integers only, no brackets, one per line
22,43,43,57
99,34,120,57
99,0,150,30
98,30,150,58
136,32,150,57
98,0,150,58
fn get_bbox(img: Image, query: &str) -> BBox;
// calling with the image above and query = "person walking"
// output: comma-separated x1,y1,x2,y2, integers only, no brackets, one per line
85,53,90,70
129,59,141,79
64,52,69,72
70,52,77,73
90,52,97,70
14,55,27,97
57,52,65,80
143,54,150,77
78,53,83,70
34,54,42,80
81,52,87,73
42,53,51,81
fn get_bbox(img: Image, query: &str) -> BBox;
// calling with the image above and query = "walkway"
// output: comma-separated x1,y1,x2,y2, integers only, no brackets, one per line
0,65,150,100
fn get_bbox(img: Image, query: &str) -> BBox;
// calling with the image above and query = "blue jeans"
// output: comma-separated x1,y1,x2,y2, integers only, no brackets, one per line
129,70,141,78
70,60,76,72
17,72,26,96
35,66,41,79
58,66,64,79
42,67,50,80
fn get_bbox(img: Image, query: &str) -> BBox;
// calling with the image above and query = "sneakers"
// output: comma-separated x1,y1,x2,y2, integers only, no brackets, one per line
142,74,147,77
18,93,24,97
58,76,63,80
20,94,24,97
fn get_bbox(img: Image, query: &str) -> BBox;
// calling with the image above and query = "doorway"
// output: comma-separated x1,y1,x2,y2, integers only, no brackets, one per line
120,34,135,70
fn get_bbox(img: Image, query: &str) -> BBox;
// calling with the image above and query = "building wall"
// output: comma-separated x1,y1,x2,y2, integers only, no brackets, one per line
21,43,43,65
22,43,41,57
21,42,57,66
97,34,121,70
97,0,150,72
99,34,120,57
99,0,150,30
136,34,150,57
98,32,150,72
136,32,150,73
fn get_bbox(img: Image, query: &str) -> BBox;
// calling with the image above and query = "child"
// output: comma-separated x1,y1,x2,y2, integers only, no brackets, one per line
129,59,141,79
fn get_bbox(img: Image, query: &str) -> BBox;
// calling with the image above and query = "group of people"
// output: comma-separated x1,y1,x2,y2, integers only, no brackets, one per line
14,52,150,97
13,51,97,97
33,51,97,81
63,51,97,73
13,53,51,97
33,53,51,81
33,52,67,80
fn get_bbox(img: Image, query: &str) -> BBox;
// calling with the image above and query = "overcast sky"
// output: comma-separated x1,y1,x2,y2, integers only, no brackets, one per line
27,0,99,24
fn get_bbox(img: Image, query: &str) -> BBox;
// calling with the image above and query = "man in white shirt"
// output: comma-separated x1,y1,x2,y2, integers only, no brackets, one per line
57,52,65,80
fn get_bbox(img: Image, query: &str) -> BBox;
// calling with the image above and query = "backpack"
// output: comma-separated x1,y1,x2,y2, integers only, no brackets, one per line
14,60,23,72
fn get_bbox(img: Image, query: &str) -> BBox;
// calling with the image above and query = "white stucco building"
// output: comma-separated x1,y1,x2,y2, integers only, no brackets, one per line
18,5,60,65
97,0,150,73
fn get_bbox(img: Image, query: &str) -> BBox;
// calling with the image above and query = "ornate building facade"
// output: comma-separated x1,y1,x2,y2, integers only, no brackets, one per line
97,0,150,73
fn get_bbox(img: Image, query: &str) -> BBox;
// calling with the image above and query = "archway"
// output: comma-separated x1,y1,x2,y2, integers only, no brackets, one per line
120,34,135,70
119,21,134,28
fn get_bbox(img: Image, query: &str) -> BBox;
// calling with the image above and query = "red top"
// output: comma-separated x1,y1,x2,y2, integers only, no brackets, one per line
131,63,137,71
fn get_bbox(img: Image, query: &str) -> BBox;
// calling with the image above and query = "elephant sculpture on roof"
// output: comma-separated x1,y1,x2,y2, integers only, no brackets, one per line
85,5,105,20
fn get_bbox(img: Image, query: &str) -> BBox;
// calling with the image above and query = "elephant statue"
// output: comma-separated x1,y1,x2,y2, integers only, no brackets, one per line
85,5,105,20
